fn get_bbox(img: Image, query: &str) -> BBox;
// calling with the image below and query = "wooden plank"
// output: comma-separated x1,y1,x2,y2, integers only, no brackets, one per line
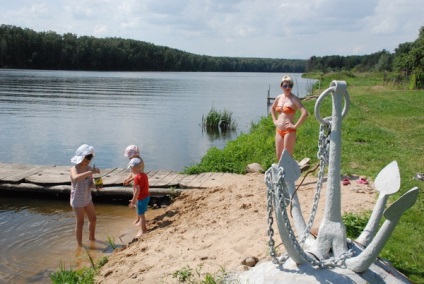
98,168,118,177
149,171,173,187
186,172,214,188
25,169,71,184
179,174,199,188
1,165,49,183
156,172,183,187
146,170,159,179
27,166,70,182
43,166,71,173
0,164,33,180
0,169,17,180
102,168,130,185
198,172,225,188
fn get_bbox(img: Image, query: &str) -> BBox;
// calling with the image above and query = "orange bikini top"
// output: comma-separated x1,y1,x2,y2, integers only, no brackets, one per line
276,105,296,114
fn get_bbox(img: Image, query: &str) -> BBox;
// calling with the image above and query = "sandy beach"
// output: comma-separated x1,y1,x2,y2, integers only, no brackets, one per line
95,172,376,283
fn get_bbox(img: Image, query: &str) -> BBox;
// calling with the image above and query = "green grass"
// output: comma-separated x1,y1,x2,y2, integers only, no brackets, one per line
169,264,231,284
184,71,424,283
342,212,370,239
50,254,108,284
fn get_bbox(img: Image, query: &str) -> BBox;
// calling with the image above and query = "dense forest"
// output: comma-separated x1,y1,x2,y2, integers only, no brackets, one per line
0,24,305,72
1,24,423,88
306,26,424,89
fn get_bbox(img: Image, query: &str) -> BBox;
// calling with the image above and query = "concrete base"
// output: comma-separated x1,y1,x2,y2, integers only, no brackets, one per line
233,243,411,284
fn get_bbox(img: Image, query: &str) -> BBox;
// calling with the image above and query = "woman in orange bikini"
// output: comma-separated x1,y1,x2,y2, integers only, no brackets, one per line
270,75,308,161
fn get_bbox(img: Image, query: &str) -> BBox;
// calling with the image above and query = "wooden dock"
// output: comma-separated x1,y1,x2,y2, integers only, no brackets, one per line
0,162,240,199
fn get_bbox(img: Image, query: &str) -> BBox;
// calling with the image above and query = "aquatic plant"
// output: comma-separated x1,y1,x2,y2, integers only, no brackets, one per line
106,236,117,250
202,107,237,131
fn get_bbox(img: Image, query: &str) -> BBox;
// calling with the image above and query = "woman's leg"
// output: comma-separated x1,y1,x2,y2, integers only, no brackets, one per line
73,207,85,246
284,131,297,156
84,201,97,242
275,132,284,161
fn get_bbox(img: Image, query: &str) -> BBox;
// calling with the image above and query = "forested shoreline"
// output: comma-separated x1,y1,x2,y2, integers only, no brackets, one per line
1,24,423,88
0,24,305,72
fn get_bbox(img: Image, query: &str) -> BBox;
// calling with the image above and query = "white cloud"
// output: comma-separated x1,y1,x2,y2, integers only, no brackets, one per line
1,0,423,59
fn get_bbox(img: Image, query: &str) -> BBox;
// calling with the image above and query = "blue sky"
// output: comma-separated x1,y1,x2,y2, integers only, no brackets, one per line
1,0,423,59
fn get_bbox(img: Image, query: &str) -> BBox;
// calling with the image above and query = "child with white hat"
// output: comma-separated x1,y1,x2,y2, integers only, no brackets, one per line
128,157,150,238
69,144,100,246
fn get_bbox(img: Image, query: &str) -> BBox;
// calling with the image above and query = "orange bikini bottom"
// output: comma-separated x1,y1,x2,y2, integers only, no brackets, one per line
276,128,296,138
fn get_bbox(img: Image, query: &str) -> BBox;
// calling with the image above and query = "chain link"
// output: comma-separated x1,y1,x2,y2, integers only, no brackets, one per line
266,119,354,267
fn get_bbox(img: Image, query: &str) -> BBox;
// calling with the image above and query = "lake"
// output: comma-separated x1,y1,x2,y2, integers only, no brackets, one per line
0,69,315,172
0,70,315,283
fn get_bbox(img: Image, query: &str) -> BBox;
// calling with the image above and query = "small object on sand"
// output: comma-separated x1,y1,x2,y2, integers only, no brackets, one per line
242,256,259,267
342,178,350,186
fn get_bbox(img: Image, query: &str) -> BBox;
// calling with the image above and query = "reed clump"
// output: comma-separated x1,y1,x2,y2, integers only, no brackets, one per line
202,107,237,131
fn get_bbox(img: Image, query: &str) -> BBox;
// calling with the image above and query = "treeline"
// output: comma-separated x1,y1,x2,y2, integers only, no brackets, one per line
0,24,305,72
305,26,424,89
306,50,393,73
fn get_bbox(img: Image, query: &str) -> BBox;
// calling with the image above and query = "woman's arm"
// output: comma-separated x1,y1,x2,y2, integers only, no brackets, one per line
270,96,280,122
293,98,309,129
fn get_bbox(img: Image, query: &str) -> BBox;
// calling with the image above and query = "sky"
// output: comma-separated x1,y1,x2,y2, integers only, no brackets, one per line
1,0,423,59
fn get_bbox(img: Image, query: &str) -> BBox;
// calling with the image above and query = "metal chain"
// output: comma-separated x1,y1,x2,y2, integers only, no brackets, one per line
266,119,354,267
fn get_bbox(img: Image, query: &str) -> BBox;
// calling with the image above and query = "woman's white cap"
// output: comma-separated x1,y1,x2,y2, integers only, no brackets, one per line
71,144,95,164
124,145,140,159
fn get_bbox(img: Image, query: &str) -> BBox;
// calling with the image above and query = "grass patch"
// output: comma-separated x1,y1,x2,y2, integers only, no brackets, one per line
184,71,424,283
169,264,231,284
50,252,108,284
342,212,370,239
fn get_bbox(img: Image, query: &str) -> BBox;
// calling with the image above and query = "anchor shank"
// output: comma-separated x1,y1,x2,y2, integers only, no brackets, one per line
323,82,345,222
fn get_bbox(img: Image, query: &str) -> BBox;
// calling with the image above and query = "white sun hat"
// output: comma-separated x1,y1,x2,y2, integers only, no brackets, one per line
124,145,140,159
71,144,95,164
128,157,143,168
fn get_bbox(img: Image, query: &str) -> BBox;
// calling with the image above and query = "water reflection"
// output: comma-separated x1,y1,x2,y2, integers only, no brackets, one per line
203,128,238,142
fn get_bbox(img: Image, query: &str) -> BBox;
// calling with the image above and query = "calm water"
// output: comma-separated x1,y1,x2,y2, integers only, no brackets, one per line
0,69,315,171
0,70,315,283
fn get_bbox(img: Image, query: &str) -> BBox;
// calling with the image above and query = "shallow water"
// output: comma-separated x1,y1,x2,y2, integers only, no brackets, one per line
0,196,163,283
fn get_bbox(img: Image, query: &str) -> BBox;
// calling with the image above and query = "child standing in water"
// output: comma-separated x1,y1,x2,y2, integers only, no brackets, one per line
123,145,144,224
128,157,150,238
69,144,100,246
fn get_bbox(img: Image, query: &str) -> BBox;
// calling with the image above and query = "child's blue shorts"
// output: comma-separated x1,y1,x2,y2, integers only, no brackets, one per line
137,196,150,215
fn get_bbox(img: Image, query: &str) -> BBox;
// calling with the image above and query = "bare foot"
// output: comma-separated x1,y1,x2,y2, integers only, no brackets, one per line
135,230,143,238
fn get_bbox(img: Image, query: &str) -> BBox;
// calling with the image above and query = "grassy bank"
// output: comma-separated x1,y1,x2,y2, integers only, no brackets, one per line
185,71,424,283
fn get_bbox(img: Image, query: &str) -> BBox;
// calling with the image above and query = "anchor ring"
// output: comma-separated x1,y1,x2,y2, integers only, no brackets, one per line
314,81,350,125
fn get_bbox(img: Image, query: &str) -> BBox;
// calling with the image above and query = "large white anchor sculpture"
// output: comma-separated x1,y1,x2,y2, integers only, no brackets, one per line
265,80,419,274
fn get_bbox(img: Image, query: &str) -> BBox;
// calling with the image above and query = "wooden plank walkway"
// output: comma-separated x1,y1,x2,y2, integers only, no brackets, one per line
0,163,241,198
